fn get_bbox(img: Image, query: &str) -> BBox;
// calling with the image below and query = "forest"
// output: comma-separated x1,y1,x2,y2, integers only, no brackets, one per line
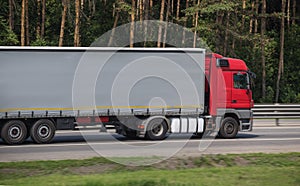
0,0,299,103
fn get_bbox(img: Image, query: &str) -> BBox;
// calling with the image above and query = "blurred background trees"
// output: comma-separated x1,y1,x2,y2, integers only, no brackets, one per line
0,0,299,103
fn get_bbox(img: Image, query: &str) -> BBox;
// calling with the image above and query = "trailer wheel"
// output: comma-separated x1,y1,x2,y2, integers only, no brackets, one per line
219,117,239,139
30,119,56,144
146,119,168,140
1,120,28,145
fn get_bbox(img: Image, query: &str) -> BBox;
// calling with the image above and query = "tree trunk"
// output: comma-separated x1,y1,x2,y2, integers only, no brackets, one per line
292,0,296,25
254,0,259,33
139,0,143,22
171,0,174,17
223,12,230,55
157,0,165,47
21,0,25,46
108,11,119,47
215,0,223,52
231,10,238,57
241,0,246,28
130,0,136,48
249,0,254,33
88,0,96,18
9,0,14,30
81,0,84,11
36,0,41,38
193,0,200,48
25,0,29,45
275,0,286,103
287,0,290,29
192,0,196,27
41,0,45,38
261,0,266,99
74,0,80,47
144,0,149,47
59,0,68,47
182,0,188,47
150,0,153,16
176,0,180,22
163,0,171,47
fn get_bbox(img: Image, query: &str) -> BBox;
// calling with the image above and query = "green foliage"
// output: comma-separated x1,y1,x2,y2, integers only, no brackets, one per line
0,0,300,103
201,1,238,14
0,17,18,45
0,153,299,186
31,37,48,46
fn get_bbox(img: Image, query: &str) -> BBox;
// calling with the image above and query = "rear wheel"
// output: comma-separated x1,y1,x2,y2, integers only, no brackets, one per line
146,119,168,140
30,119,56,144
219,117,239,139
1,120,28,145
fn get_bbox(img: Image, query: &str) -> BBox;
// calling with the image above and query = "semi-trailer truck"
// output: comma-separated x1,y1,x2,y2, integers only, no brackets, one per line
0,47,255,145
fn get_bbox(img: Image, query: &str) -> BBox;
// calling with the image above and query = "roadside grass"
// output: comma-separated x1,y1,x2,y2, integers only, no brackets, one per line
0,153,299,186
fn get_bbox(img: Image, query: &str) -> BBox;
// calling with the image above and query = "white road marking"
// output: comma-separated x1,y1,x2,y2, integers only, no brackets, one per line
1,137,300,149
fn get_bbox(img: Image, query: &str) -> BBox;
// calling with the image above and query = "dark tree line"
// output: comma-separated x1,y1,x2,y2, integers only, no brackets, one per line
0,0,300,103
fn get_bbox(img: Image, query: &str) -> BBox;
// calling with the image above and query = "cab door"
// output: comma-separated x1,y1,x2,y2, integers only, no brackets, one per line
231,71,252,108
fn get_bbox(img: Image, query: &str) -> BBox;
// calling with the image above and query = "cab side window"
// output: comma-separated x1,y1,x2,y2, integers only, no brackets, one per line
234,73,248,89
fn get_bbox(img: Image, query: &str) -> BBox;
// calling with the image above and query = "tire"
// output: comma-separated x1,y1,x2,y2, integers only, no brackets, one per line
30,119,56,144
219,117,239,139
145,119,168,140
1,120,28,145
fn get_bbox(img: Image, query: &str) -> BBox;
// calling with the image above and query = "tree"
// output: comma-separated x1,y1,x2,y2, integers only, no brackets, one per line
193,0,200,48
0,16,18,45
25,0,29,45
176,0,180,23
108,1,121,47
37,0,41,38
287,0,290,29
275,0,286,103
241,0,246,28
21,0,25,46
8,0,14,31
223,12,230,55
130,0,136,47
162,0,171,47
254,0,259,33
157,0,165,47
74,0,80,47
182,0,189,47
59,0,69,46
292,0,296,25
41,0,45,38
144,0,149,46
261,0,266,99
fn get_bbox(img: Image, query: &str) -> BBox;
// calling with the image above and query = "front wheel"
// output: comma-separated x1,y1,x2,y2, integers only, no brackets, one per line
145,119,168,140
30,119,56,144
219,117,239,139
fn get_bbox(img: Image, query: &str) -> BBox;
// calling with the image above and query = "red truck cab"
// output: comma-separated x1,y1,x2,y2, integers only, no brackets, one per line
205,53,255,138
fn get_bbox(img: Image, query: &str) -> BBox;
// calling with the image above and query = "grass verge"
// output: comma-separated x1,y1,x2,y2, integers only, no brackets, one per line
0,152,299,186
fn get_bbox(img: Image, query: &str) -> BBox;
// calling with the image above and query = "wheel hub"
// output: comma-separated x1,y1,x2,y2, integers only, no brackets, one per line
38,125,50,138
9,126,21,139
151,123,163,137
225,123,234,134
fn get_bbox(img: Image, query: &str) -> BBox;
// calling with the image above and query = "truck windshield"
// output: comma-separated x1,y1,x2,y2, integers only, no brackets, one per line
233,73,249,89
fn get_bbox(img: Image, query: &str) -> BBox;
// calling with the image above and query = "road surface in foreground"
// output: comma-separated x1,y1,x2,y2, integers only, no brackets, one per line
0,126,299,162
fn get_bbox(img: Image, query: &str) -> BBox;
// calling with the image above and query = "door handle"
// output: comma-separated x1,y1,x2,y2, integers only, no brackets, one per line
232,100,237,103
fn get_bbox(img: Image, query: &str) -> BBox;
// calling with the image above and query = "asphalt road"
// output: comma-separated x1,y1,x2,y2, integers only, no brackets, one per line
0,125,299,163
